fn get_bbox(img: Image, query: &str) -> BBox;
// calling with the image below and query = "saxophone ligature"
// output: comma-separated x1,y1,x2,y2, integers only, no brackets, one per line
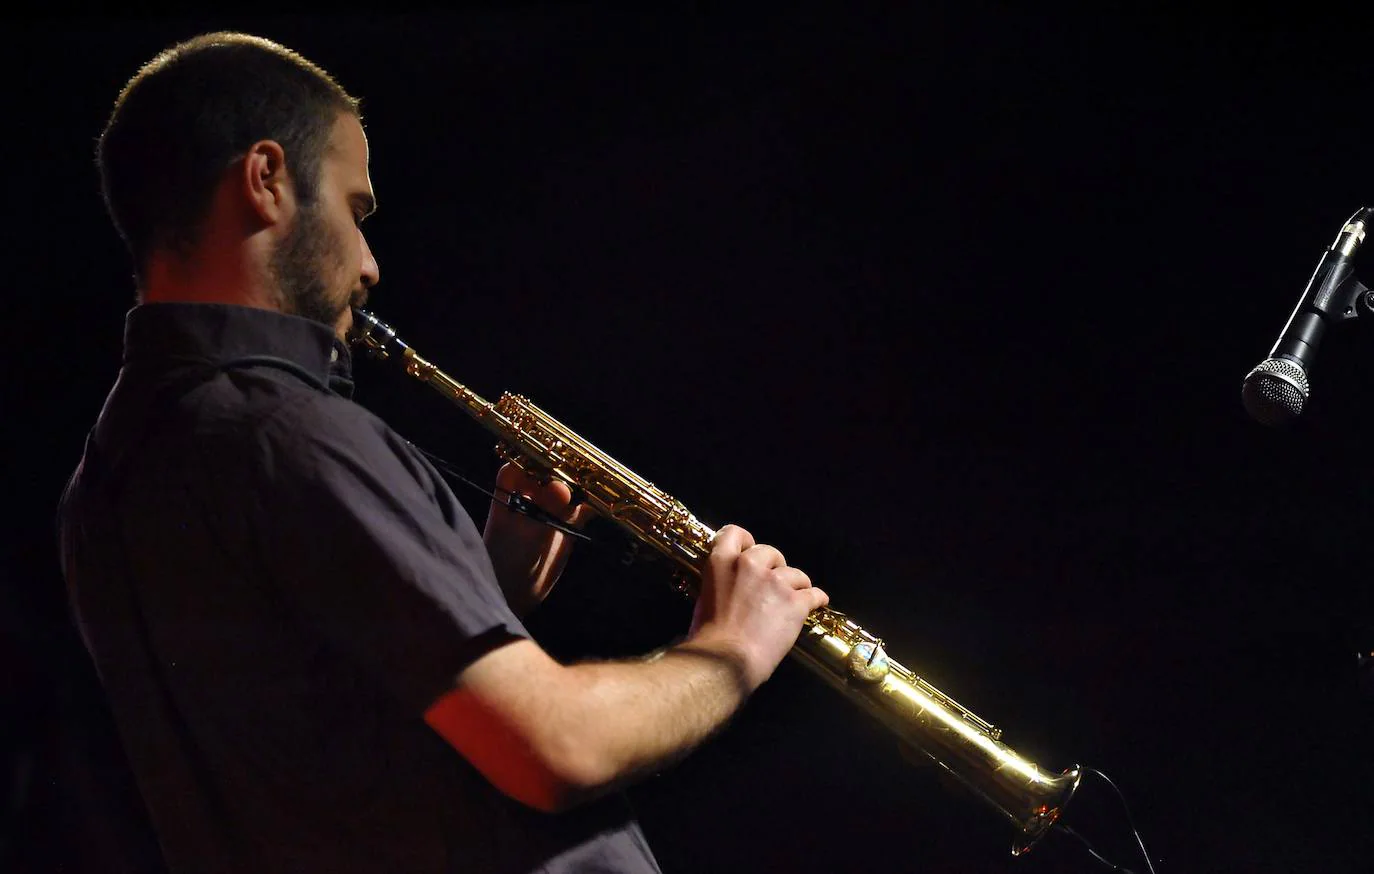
349,308,1081,855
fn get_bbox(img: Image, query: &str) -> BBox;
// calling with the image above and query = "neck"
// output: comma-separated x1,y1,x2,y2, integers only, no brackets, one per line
141,238,279,313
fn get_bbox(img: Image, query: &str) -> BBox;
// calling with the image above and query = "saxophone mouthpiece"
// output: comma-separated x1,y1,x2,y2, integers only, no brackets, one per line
349,308,405,360
348,307,380,342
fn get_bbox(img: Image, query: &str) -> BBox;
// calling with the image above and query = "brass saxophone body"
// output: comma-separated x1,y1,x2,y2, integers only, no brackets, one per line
349,309,1080,855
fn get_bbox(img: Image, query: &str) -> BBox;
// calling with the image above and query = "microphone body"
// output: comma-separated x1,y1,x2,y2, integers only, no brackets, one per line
1242,207,1374,425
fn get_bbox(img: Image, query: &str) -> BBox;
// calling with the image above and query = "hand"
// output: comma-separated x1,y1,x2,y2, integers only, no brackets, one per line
483,462,594,615
686,524,828,691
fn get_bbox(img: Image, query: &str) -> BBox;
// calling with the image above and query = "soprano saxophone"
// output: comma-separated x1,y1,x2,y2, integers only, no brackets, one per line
349,308,1081,855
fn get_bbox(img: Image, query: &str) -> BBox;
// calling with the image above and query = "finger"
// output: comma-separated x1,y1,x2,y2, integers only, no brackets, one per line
495,463,579,514
527,481,584,527
773,567,811,590
537,478,574,508
566,500,598,528
805,586,829,611
494,461,535,490
711,524,756,557
741,544,786,571
494,466,554,510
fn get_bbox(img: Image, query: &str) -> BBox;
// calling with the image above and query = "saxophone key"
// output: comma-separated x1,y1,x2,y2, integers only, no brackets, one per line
846,640,890,683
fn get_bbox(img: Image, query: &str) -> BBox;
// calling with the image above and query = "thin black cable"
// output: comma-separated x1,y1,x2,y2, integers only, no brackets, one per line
1084,766,1158,874
1052,766,1159,874
1054,823,1137,873
410,445,594,543
412,445,695,581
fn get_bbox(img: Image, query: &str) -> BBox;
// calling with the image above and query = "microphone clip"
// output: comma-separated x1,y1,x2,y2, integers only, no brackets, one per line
1343,279,1374,322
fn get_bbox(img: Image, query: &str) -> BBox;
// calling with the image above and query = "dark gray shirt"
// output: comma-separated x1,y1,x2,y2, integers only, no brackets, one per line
58,303,661,874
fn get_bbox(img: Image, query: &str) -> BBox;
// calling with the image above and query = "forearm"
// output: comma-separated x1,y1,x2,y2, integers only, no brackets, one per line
553,638,753,801
432,523,823,812
427,633,759,813
483,524,570,617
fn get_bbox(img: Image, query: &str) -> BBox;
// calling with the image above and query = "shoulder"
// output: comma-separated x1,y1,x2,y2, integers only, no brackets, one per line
182,368,466,527
171,366,414,493
252,389,418,485
260,386,393,448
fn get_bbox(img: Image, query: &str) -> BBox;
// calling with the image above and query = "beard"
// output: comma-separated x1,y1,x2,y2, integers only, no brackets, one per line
269,202,350,329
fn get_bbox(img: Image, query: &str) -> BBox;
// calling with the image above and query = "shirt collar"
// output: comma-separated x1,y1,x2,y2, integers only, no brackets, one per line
122,303,354,398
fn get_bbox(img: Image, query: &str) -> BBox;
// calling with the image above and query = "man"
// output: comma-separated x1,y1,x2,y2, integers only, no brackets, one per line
58,31,827,874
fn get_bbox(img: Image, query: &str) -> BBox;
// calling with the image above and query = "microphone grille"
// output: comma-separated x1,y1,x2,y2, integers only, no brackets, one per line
1242,358,1310,425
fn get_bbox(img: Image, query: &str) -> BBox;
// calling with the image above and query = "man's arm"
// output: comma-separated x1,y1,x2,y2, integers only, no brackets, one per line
426,524,827,813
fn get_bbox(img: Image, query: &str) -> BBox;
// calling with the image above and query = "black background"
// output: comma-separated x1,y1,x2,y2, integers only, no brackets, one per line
6,4,1374,873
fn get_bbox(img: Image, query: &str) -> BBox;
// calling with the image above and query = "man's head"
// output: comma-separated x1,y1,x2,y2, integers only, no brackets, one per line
98,32,379,337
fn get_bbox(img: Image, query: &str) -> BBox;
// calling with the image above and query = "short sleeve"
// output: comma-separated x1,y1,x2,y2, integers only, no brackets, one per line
248,394,527,715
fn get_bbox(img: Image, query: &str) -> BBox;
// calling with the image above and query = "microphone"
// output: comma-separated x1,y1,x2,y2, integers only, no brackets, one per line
1242,206,1374,425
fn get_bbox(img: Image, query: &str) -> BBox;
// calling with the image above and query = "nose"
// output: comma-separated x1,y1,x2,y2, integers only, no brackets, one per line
359,230,380,288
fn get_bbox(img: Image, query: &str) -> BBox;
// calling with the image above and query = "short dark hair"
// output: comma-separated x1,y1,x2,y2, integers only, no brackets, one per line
97,32,361,286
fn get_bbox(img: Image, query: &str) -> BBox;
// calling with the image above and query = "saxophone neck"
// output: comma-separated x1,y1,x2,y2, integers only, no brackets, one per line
349,307,497,421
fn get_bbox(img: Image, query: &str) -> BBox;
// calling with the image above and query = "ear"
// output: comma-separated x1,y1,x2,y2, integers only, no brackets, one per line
239,139,293,226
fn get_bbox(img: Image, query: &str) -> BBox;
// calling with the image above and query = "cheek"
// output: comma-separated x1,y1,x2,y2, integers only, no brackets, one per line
330,222,358,272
